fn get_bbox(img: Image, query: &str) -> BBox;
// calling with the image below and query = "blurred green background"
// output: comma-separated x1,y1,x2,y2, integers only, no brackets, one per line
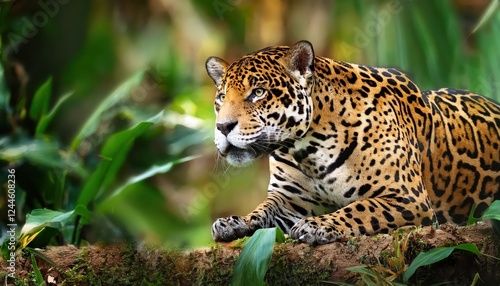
0,0,499,249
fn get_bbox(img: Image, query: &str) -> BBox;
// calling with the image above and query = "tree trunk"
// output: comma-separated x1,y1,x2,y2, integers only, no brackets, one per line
2,223,499,285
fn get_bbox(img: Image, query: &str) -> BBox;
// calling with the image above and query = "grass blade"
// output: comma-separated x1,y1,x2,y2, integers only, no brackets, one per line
30,252,45,285
27,248,61,270
471,0,499,33
344,265,377,278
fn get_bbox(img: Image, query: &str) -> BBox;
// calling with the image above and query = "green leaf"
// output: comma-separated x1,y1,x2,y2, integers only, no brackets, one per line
453,243,480,255
29,77,52,121
468,200,500,225
0,138,86,177
403,243,480,283
108,155,198,199
478,200,500,222
71,71,144,150
231,227,279,286
275,226,285,243
77,111,163,208
35,91,73,136
0,63,11,114
19,207,89,249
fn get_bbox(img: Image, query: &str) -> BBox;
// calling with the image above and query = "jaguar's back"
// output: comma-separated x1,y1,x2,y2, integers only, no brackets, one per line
420,88,500,224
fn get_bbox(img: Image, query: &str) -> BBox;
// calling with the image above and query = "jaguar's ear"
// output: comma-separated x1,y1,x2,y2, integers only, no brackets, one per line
206,56,229,86
282,40,315,81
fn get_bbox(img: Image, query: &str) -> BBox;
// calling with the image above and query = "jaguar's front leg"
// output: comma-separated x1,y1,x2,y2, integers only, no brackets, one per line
289,196,435,245
212,181,317,242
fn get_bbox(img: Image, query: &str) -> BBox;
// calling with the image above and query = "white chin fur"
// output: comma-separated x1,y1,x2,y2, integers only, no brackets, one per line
225,149,257,167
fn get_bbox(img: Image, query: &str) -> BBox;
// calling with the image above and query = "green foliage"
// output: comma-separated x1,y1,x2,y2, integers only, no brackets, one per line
231,227,285,286
342,201,500,284
0,139,84,176
0,56,202,251
35,91,73,136
468,200,500,225
18,206,90,249
29,77,52,122
402,243,480,283
472,0,499,33
70,71,144,150
76,111,163,208
333,265,406,286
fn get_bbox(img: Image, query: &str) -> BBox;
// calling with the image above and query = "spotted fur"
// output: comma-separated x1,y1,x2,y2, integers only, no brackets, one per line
205,41,500,244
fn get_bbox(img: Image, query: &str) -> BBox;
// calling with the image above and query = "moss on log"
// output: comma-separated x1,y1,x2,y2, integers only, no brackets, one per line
1,223,499,285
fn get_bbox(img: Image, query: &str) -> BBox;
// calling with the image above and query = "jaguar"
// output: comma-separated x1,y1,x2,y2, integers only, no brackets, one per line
205,40,500,245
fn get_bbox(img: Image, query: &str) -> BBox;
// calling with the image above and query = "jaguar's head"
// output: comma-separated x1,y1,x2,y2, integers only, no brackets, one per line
205,41,315,167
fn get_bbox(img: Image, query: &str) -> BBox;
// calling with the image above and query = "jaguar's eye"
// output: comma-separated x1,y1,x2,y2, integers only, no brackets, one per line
217,93,226,102
253,88,266,98
254,88,265,97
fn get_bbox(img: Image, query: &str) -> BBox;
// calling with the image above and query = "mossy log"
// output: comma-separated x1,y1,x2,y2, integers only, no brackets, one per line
1,223,499,285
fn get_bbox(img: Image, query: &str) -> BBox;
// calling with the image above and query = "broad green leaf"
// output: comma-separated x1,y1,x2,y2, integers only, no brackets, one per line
453,243,480,255
35,91,73,136
472,0,499,33
77,111,163,208
231,227,279,286
29,77,52,120
478,200,500,222
467,200,500,225
403,243,480,283
71,71,144,150
18,206,90,249
0,139,85,177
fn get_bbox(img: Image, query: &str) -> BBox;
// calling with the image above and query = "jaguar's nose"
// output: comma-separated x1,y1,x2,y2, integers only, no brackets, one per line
216,121,237,136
